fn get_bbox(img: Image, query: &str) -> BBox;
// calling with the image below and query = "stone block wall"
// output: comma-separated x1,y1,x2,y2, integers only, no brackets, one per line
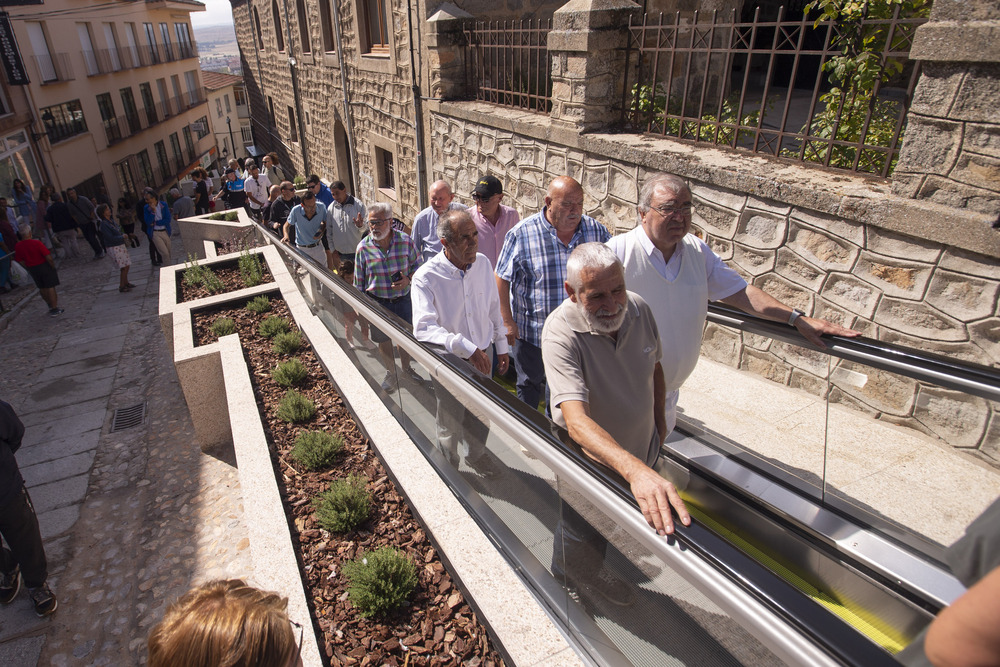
232,0,422,221
429,106,1000,463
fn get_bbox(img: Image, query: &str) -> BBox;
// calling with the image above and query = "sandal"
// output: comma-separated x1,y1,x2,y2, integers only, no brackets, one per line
126,283,137,288
119,286,131,293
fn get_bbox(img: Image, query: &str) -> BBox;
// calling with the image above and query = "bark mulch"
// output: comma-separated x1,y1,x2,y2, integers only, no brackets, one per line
178,261,273,303
194,298,508,667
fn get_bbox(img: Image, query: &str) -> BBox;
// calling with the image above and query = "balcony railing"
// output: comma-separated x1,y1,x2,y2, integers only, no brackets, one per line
27,52,74,84
621,5,927,177
463,19,552,113
103,117,125,146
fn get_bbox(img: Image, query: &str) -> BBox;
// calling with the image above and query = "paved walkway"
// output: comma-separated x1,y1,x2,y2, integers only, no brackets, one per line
0,235,252,666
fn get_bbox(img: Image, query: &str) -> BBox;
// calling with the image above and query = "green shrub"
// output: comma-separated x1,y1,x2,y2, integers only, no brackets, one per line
201,268,225,294
239,248,266,287
259,316,291,338
208,212,226,221
272,358,308,387
291,430,343,470
343,547,418,618
314,475,370,532
211,317,236,337
272,331,303,355
225,210,240,222
183,254,205,286
292,175,306,189
276,389,315,423
246,295,272,314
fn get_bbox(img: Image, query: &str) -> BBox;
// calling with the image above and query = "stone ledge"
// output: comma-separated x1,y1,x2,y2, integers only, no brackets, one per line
428,100,1000,259
911,22,1000,62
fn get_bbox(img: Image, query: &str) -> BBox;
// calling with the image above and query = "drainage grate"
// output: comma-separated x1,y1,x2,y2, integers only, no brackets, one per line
110,402,147,433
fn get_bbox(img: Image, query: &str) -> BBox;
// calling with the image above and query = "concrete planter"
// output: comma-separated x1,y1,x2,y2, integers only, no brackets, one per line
158,233,582,667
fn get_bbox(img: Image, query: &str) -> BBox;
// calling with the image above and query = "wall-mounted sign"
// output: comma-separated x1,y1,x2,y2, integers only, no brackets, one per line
0,13,28,85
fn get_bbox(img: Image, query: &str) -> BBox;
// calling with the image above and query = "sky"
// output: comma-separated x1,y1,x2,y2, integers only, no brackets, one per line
192,0,237,28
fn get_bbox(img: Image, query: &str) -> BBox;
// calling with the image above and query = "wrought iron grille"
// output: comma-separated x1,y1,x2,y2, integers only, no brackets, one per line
621,5,927,177
463,19,553,113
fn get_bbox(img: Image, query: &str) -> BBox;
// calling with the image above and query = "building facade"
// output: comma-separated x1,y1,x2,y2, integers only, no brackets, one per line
2,0,215,203
202,69,251,163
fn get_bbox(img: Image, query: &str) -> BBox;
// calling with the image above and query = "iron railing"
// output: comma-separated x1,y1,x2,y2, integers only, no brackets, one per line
27,52,74,84
463,19,552,113
621,5,927,177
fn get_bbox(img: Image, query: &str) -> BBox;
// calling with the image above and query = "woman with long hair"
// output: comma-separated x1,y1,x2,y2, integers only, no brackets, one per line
97,203,133,292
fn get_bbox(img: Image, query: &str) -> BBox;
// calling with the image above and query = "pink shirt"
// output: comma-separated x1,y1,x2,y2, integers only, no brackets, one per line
470,203,520,269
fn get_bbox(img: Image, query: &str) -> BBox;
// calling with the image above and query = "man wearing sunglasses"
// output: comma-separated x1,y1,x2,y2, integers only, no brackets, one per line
608,172,860,435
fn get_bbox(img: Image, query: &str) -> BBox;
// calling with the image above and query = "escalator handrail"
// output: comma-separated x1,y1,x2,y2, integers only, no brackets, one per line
259,230,901,666
707,303,1000,403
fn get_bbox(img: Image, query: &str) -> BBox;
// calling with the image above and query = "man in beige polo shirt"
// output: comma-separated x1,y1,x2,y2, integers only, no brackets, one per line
542,242,690,605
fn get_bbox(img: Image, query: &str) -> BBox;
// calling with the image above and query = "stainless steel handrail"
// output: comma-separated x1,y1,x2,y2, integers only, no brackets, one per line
260,231,895,665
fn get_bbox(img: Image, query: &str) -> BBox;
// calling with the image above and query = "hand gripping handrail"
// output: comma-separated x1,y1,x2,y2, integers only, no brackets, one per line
262,232,901,666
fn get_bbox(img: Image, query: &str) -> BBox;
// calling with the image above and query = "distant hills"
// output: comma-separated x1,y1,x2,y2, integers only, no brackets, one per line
195,24,239,59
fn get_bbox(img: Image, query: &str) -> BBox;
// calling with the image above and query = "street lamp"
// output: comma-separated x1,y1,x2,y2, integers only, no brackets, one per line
225,116,236,161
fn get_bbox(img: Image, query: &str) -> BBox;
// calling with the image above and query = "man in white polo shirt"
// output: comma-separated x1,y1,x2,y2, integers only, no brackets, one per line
542,243,690,606
608,172,859,435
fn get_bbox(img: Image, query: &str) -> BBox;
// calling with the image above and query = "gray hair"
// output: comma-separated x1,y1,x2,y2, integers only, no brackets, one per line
170,188,181,198
437,208,471,244
638,173,690,212
566,243,623,291
369,202,392,220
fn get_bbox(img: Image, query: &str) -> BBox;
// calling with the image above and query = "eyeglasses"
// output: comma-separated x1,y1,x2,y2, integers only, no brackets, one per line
368,218,391,226
650,202,693,216
472,193,496,202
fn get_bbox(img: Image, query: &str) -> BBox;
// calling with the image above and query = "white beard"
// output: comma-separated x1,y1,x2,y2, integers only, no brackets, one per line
372,227,391,241
579,301,626,334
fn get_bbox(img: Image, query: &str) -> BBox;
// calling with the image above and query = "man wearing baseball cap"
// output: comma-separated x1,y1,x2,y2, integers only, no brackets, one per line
469,174,520,268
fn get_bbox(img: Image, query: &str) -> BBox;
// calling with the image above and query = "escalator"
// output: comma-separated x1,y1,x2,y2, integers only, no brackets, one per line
261,227,1000,666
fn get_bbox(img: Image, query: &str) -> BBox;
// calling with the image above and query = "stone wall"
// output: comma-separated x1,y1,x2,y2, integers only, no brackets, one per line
429,103,1000,463
232,0,422,221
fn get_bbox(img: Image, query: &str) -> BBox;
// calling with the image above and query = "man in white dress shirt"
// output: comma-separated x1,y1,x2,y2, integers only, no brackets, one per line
412,208,509,478
607,172,859,435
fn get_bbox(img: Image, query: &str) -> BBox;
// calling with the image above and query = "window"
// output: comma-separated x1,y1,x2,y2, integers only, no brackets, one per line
287,106,297,142
155,140,170,180
295,0,310,53
267,96,275,127
103,24,122,71
174,23,193,59
113,159,137,196
159,23,172,60
143,23,159,64
376,146,394,192
0,131,43,198
137,149,154,186
140,82,157,125
224,93,231,113
169,132,183,169
124,23,139,68
40,100,88,143
171,75,182,104
120,87,140,133
184,70,199,106
157,78,170,115
320,0,335,53
26,22,57,82
216,97,223,118
182,125,194,158
363,0,389,54
240,121,252,144
252,7,264,50
97,93,121,143
194,115,209,139
78,23,99,75
234,86,247,106
272,0,285,52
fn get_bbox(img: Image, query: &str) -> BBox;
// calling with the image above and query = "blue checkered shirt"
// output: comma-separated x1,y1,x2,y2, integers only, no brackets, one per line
354,229,422,299
495,209,610,347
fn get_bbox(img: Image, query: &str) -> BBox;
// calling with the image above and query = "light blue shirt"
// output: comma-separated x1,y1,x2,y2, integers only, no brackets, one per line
411,202,466,262
288,204,327,246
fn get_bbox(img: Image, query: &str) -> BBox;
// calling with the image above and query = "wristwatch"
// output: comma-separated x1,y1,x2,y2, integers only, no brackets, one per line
788,308,805,326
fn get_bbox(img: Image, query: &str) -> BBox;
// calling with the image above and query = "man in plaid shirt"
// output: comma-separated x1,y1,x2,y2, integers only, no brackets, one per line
354,202,425,391
495,176,611,409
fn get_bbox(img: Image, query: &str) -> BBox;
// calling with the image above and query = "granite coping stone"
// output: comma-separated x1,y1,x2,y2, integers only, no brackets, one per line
160,229,584,666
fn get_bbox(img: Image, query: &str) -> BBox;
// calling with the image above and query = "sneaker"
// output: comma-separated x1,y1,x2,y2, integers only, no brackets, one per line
403,367,426,386
0,565,20,604
565,567,636,607
29,584,57,617
380,370,397,392
48,308,65,316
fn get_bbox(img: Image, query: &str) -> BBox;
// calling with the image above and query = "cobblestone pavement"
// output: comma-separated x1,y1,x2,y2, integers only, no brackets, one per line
0,234,253,666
